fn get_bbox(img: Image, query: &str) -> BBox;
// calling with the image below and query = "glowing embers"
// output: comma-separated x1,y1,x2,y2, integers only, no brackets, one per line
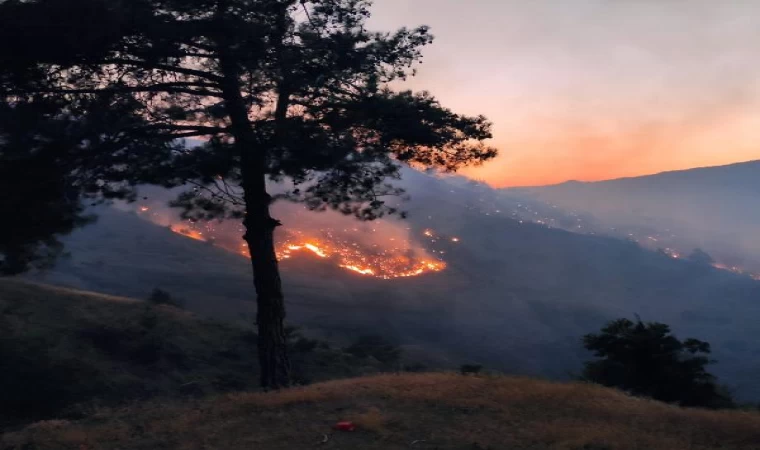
170,226,206,242
281,243,329,259
274,232,447,279
166,217,447,280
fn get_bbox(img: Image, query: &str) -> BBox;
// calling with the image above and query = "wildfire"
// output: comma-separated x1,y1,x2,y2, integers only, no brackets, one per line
170,226,206,242
165,218,448,279
712,262,760,280
271,231,447,279
341,265,376,276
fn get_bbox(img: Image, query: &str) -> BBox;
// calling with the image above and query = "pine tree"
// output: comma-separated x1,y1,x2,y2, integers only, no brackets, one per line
0,0,497,388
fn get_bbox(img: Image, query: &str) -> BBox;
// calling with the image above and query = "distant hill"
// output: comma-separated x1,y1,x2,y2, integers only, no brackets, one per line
507,160,760,267
5,373,760,450
22,168,760,401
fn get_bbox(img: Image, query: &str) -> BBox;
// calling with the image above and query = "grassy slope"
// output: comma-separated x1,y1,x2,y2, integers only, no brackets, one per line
5,373,760,450
33,196,760,401
0,280,386,427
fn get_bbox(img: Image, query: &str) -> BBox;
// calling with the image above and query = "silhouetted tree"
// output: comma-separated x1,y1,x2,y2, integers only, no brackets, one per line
0,102,87,274
582,318,733,408
0,97,168,274
0,0,497,388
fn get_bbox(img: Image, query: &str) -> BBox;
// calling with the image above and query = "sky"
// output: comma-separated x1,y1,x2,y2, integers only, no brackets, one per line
368,0,760,187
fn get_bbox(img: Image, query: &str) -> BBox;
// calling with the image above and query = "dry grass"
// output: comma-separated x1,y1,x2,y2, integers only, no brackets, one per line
0,279,390,430
352,407,389,434
4,373,760,450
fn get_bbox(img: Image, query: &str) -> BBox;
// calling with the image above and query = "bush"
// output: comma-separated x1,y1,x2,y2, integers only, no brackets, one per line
582,318,734,408
78,308,173,367
460,364,483,375
345,335,401,366
147,288,183,308
285,326,322,354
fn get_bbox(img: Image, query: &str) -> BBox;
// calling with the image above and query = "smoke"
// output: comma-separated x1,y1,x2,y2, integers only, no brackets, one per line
121,184,446,279
508,160,760,275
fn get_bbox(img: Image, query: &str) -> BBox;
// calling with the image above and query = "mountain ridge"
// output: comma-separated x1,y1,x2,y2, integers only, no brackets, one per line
508,159,760,190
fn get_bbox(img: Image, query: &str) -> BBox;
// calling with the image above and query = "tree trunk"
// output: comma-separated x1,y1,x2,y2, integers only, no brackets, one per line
242,188,291,390
218,55,291,390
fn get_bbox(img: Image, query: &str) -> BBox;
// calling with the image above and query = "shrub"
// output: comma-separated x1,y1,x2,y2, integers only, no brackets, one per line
582,318,734,408
284,327,321,354
345,335,401,366
147,288,183,308
460,364,483,375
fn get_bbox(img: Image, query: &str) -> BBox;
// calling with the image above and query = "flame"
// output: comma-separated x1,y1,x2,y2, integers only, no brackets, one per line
271,233,447,279
165,218,447,279
341,265,376,276
170,226,206,242
304,243,328,258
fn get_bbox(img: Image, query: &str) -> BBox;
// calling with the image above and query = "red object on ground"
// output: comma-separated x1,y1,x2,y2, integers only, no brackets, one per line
335,421,356,431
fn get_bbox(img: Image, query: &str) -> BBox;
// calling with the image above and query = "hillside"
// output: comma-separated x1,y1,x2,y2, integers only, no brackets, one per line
5,373,760,450
0,280,391,428
23,169,760,402
507,160,760,269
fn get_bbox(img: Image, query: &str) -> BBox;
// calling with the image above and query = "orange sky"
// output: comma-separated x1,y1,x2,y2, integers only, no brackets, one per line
369,0,760,187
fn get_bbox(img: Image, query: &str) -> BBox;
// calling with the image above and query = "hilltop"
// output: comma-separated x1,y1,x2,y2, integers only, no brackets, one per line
4,373,760,450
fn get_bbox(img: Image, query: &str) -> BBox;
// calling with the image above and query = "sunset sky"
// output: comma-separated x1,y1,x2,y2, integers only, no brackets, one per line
369,0,760,187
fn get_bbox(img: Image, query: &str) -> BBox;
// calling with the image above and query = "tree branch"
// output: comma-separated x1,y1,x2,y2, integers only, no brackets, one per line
102,59,225,83
163,131,223,138
133,124,228,134
15,84,224,98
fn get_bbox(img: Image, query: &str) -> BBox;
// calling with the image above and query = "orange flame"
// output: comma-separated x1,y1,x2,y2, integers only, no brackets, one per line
167,220,447,279
170,226,206,242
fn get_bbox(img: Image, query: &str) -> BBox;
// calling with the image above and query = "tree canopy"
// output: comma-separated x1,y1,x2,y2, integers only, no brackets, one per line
0,0,498,387
582,318,733,408
1,0,496,220
0,95,172,274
